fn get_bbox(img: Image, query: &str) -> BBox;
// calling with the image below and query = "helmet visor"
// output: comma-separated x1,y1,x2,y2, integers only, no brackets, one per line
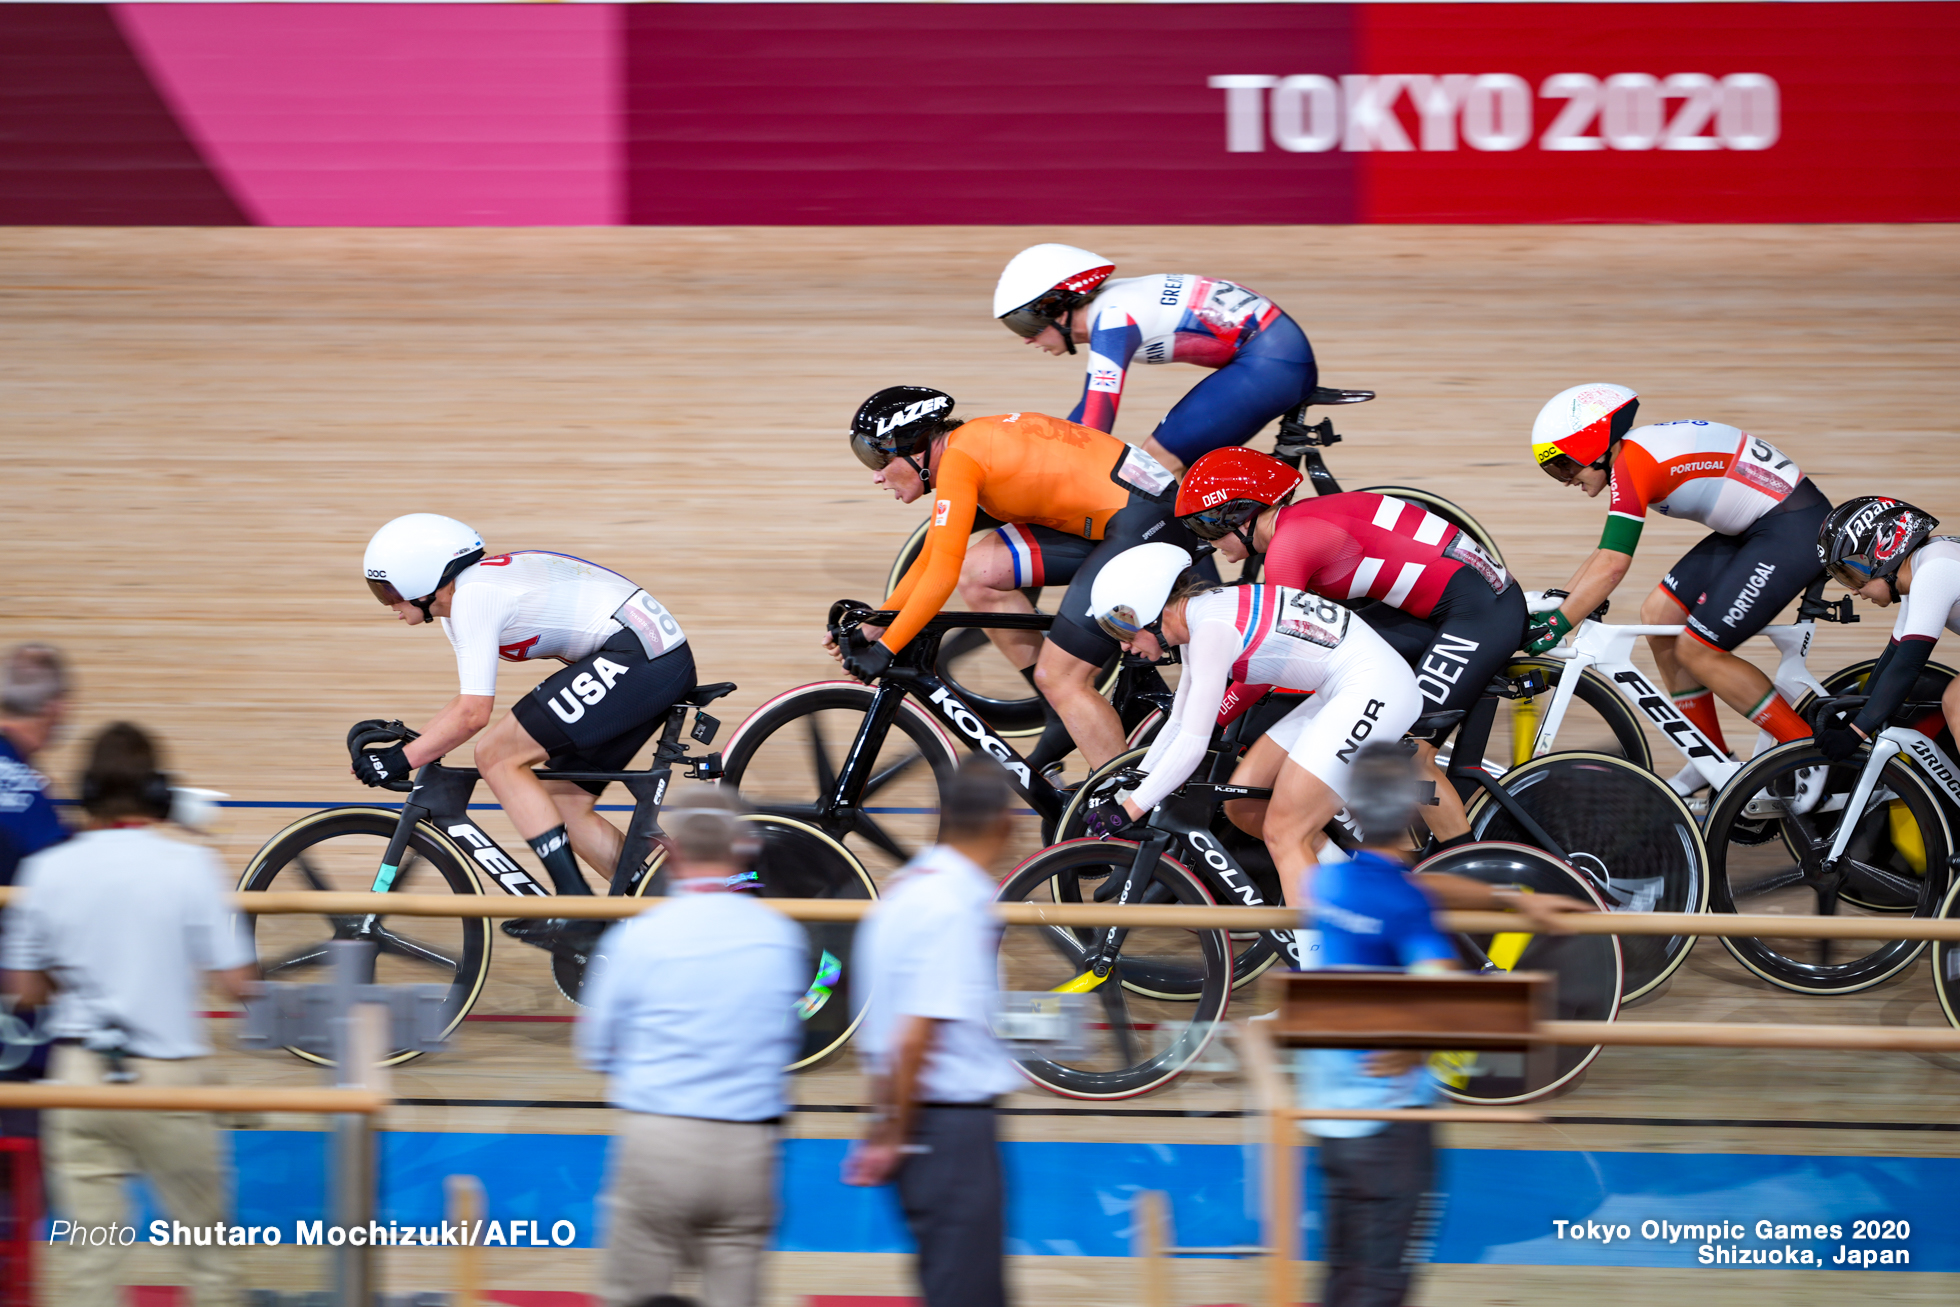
1095,604,1145,644
1184,500,1262,542
998,306,1058,340
850,430,895,472
366,577,407,606
1826,554,1879,590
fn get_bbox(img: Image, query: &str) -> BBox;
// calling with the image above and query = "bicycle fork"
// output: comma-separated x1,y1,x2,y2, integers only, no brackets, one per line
1054,833,1172,993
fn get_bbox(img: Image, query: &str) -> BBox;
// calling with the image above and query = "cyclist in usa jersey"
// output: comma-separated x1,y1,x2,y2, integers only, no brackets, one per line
1528,384,1832,757
993,244,1318,474
1083,544,1423,897
1175,448,1527,847
1815,498,1958,761
360,515,696,924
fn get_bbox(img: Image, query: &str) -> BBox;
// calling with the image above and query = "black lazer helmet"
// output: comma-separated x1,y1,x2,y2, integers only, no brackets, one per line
850,386,956,477
1819,495,1940,593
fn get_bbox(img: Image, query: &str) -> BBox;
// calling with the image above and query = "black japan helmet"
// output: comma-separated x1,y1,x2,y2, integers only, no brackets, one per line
1819,495,1940,594
849,386,956,477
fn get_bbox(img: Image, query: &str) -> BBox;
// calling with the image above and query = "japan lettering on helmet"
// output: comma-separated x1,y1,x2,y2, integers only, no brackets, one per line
363,514,485,611
1174,447,1303,540
993,244,1116,339
1530,383,1640,478
1819,495,1940,590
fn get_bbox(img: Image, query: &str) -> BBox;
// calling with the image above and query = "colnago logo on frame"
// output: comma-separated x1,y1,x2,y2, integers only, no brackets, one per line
1208,73,1780,153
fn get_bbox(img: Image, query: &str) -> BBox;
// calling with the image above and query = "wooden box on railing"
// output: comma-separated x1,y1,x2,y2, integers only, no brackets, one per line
1259,970,1554,1050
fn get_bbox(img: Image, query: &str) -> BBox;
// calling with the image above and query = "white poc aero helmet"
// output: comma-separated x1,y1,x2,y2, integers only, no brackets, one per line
1530,383,1640,478
364,514,485,619
1090,543,1195,645
993,243,1116,351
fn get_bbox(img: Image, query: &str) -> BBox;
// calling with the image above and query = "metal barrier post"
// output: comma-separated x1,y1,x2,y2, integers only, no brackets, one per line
330,943,386,1307
1133,1189,1169,1307
1241,1021,1296,1307
448,1174,484,1306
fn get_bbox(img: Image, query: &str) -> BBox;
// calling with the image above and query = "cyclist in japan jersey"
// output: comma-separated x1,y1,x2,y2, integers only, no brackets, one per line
1084,544,1423,898
1815,497,1960,761
359,515,695,923
992,244,1317,474
841,387,1193,772
1174,448,1526,849
1528,384,1832,760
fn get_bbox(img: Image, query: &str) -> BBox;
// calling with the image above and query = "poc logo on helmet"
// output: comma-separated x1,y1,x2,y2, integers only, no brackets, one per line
366,568,388,579
875,395,949,439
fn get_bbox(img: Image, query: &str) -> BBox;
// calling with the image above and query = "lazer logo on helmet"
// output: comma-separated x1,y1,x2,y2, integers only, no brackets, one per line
926,686,1032,786
874,396,949,438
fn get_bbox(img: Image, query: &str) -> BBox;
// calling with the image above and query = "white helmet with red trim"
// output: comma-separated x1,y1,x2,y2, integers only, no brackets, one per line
993,244,1116,337
1530,383,1640,478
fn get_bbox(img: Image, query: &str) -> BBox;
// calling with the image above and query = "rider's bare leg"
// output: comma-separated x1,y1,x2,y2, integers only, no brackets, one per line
1224,734,1285,839
957,534,1043,670
1035,642,1127,769
1412,739,1469,840
546,780,622,883
1263,758,1345,906
476,711,565,842
1640,585,1693,694
1141,435,1185,478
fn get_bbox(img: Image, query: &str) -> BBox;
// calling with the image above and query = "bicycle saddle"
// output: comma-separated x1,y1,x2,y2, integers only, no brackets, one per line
1409,710,1466,737
684,682,737,707
1307,386,1375,406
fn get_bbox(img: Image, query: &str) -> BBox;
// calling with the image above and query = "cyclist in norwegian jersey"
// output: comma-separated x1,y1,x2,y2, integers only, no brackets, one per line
1081,544,1424,895
992,244,1317,475
1528,384,1832,759
1815,498,1960,761
360,515,695,936
838,387,1193,771
1174,448,1527,847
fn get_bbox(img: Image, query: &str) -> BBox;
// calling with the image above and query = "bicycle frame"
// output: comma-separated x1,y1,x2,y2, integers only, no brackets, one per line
1823,726,1960,866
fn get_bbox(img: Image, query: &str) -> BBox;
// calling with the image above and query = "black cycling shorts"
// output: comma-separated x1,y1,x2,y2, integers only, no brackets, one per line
1040,491,1198,666
1358,571,1529,730
1660,477,1830,652
510,632,697,795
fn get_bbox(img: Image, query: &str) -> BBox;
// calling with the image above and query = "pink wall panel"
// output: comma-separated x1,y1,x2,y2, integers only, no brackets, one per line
114,3,621,226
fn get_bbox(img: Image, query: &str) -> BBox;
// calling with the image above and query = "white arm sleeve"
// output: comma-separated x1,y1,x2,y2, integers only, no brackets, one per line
1127,620,1238,813
444,582,517,698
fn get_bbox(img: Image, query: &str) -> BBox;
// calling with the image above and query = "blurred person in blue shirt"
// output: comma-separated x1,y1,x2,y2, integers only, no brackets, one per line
0,643,70,886
577,789,807,1307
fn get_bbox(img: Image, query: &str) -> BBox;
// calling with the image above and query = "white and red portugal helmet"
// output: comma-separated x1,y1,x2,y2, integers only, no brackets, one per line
1530,383,1640,478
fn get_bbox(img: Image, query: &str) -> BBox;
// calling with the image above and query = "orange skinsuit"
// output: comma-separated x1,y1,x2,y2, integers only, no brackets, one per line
879,412,1132,653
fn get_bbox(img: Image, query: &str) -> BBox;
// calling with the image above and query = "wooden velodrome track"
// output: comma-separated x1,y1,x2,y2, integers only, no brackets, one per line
8,225,1960,1303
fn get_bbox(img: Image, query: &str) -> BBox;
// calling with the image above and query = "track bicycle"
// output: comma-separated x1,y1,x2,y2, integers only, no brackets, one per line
882,387,1504,738
998,774,1622,1102
239,683,876,1067
1701,690,1959,994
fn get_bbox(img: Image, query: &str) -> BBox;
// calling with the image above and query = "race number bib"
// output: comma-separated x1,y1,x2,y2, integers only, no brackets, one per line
1443,530,1510,595
1112,444,1176,500
1274,589,1349,648
1725,431,1802,501
612,589,688,658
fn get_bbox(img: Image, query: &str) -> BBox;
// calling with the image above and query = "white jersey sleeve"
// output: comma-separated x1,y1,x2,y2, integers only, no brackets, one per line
436,551,674,698
442,575,522,697
1895,539,1960,642
1129,617,1241,814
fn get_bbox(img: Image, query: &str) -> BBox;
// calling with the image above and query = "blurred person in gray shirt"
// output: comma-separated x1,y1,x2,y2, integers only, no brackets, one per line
577,789,807,1307
846,756,1023,1307
2,722,256,1306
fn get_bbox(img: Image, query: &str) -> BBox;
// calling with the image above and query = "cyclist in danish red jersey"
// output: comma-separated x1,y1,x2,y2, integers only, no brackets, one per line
1174,447,1527,848
359,514,696,928
992,244,1318,475
837,386,1193,772
1078,544,1423,895
1815,497,1959,761
1526,384,1833,760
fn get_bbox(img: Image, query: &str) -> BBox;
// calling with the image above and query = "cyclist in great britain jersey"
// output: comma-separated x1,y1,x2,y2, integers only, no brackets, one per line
1174,447,1526,849
1815,498,1959,761
992,244,1317,475
1527,384,1832,762
360,514,695,943
1082,544,1423,898
840,387,1193,772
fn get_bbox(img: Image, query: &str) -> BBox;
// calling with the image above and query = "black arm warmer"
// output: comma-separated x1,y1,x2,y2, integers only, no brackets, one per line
1855,637,1937,736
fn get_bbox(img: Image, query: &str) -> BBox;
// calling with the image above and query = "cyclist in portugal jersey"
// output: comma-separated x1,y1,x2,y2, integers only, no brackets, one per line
1082,544,1424,897
359,515,695,939
1173,448,1526,849
1815,498,1959,762
1527,384,1833,761
992,244,1318,474
839,386,1194,771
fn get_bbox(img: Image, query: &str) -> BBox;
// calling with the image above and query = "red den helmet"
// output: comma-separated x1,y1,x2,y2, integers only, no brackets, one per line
1175,447,1304,540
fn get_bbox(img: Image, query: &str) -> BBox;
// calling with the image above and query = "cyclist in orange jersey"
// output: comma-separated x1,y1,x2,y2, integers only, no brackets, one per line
835,386,1195,771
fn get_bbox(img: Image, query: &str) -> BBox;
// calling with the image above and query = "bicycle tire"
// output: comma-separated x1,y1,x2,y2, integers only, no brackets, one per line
238,806,492,1067
996,838,1231,1099
1411,842,1622,1105
1465,751,1707,1000
885,518,1122,738
1933,875,1960,1030
1704,739,1952,994
1056,746,1288,990
720,680,962,870
1500,659,1653,772
1353,486,1505,570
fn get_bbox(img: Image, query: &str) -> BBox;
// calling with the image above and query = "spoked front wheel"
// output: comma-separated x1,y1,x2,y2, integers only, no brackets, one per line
238,806,493,1066
995,839,1231,1099
1465,751,1707,1000
1704,740,1952,994
1412,842,1622,1104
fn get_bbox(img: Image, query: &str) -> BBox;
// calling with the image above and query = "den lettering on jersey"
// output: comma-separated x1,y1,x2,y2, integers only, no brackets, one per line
1274,589,1350,648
